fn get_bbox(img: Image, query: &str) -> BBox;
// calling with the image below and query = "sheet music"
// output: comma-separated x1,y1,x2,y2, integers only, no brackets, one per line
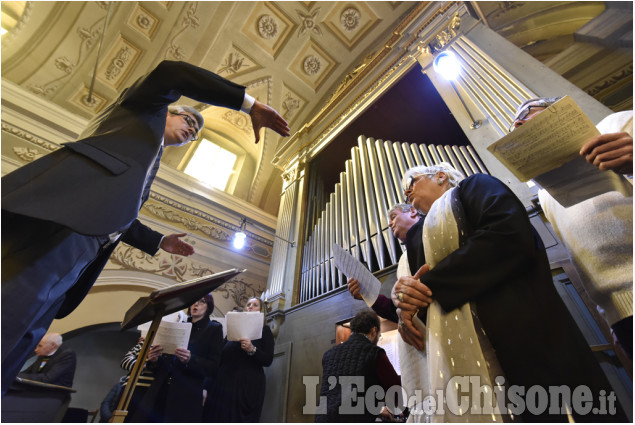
332,243,380,307
398,315,428,408
487,96,632,206
137,321,192,354
378,329,401,375
226,312,264,341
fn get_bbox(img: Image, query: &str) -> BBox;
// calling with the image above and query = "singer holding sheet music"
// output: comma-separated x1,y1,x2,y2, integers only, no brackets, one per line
126,294,223,422
512,97,633,358
392,162,626,422
204,297,274,423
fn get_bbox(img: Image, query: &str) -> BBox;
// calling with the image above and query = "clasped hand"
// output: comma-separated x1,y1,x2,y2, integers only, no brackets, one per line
392,265,433,351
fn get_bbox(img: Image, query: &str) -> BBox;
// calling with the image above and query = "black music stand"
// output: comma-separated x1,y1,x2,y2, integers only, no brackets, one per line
109,268,245,423
2,378,76,422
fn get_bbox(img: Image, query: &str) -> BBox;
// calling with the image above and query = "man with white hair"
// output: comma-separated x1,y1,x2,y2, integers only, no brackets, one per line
18,333,76,388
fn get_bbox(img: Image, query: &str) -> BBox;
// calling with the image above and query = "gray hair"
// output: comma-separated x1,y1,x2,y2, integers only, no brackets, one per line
402,162,465,191
168,104,204,130
513,96,563,121
44,332,63,347
387,202,413,217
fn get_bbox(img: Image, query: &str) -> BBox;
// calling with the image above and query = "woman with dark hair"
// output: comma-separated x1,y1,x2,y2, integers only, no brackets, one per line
128,293,223,422
204,297,274,422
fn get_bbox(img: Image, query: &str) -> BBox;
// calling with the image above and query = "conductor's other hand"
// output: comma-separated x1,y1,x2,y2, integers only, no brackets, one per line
347,278,363,300
580,131,633,175
160,233,195,256
249,100,290,144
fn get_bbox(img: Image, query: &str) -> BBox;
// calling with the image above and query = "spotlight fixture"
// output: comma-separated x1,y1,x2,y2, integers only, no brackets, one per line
232,217,296,250
233,218,247,249
433,51,482,130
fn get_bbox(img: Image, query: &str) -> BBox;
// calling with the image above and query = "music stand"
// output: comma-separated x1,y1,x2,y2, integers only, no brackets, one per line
109,268,245,423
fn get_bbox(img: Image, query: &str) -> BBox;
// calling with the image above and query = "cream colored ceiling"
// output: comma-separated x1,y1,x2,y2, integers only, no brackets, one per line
1,1,632,216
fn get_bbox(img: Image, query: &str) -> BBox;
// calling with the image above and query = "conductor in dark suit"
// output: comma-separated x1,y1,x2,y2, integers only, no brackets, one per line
1,60,290,395
18,333,76,388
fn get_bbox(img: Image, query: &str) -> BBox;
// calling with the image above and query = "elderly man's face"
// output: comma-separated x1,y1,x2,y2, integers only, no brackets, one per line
388,208,419,243
34,338,57,357
164,111,199,147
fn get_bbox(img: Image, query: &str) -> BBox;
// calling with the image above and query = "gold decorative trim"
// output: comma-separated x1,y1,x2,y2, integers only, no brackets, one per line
420,13,461,54
586,65,633,97
276,2,449,162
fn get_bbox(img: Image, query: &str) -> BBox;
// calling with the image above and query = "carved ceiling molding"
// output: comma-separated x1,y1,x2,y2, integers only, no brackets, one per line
323,2,381,50
165,1,200,60
217,45,261,77
28,3,109,99
295,6,323,38
107,245,264,306
127,4,160,40
2,123,61,154
243,2,296,59
145,192,274,245
586,65,633,97
0,1,32,48
280,3,437,167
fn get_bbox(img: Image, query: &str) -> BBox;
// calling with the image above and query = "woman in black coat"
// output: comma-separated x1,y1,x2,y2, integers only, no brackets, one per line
204,297,274,422
129,293,223,422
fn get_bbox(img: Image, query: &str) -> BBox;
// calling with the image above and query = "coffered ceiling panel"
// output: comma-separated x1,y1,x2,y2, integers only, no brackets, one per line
216,45,262,78
289,38,337,91
241,2,296,59
323,2,381,49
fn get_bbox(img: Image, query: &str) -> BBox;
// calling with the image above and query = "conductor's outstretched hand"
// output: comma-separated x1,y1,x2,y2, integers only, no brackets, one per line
160,233,195,256
249,100,290,144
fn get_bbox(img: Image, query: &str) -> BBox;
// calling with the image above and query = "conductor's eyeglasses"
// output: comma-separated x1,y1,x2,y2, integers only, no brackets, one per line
173,112,200,141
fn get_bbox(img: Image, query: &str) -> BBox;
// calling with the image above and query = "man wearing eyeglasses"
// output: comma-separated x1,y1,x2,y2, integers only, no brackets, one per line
1,60,291,395
511,97,633,359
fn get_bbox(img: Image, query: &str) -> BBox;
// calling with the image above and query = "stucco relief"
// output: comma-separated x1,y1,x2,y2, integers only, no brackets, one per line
296,8,322,37
166,2,200,60
2,124,60,154
13,147,45,162
108,244,263,307
29,8,107,98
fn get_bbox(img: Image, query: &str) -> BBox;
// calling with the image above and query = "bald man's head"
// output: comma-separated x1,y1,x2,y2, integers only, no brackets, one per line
34,333,62,357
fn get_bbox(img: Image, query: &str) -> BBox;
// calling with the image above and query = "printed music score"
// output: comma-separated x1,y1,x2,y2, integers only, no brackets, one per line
488,96,632,206
138,320,192,354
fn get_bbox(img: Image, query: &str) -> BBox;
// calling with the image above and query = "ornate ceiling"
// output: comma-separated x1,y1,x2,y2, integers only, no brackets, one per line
1,1,632,216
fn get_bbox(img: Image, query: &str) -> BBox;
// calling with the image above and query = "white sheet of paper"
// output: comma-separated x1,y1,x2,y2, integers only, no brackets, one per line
378,329,401,375
137,321,192,354
226,312,264,341
332,243,380,307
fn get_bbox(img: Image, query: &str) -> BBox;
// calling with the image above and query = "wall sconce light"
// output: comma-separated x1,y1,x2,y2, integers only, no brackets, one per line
232,217,296,250
433,51,482,130
233,218,247,249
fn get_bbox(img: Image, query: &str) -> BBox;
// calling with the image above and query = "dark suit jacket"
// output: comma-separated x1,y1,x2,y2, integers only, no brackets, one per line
2,61,244,235
18,345,76,388
1,61,246,317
